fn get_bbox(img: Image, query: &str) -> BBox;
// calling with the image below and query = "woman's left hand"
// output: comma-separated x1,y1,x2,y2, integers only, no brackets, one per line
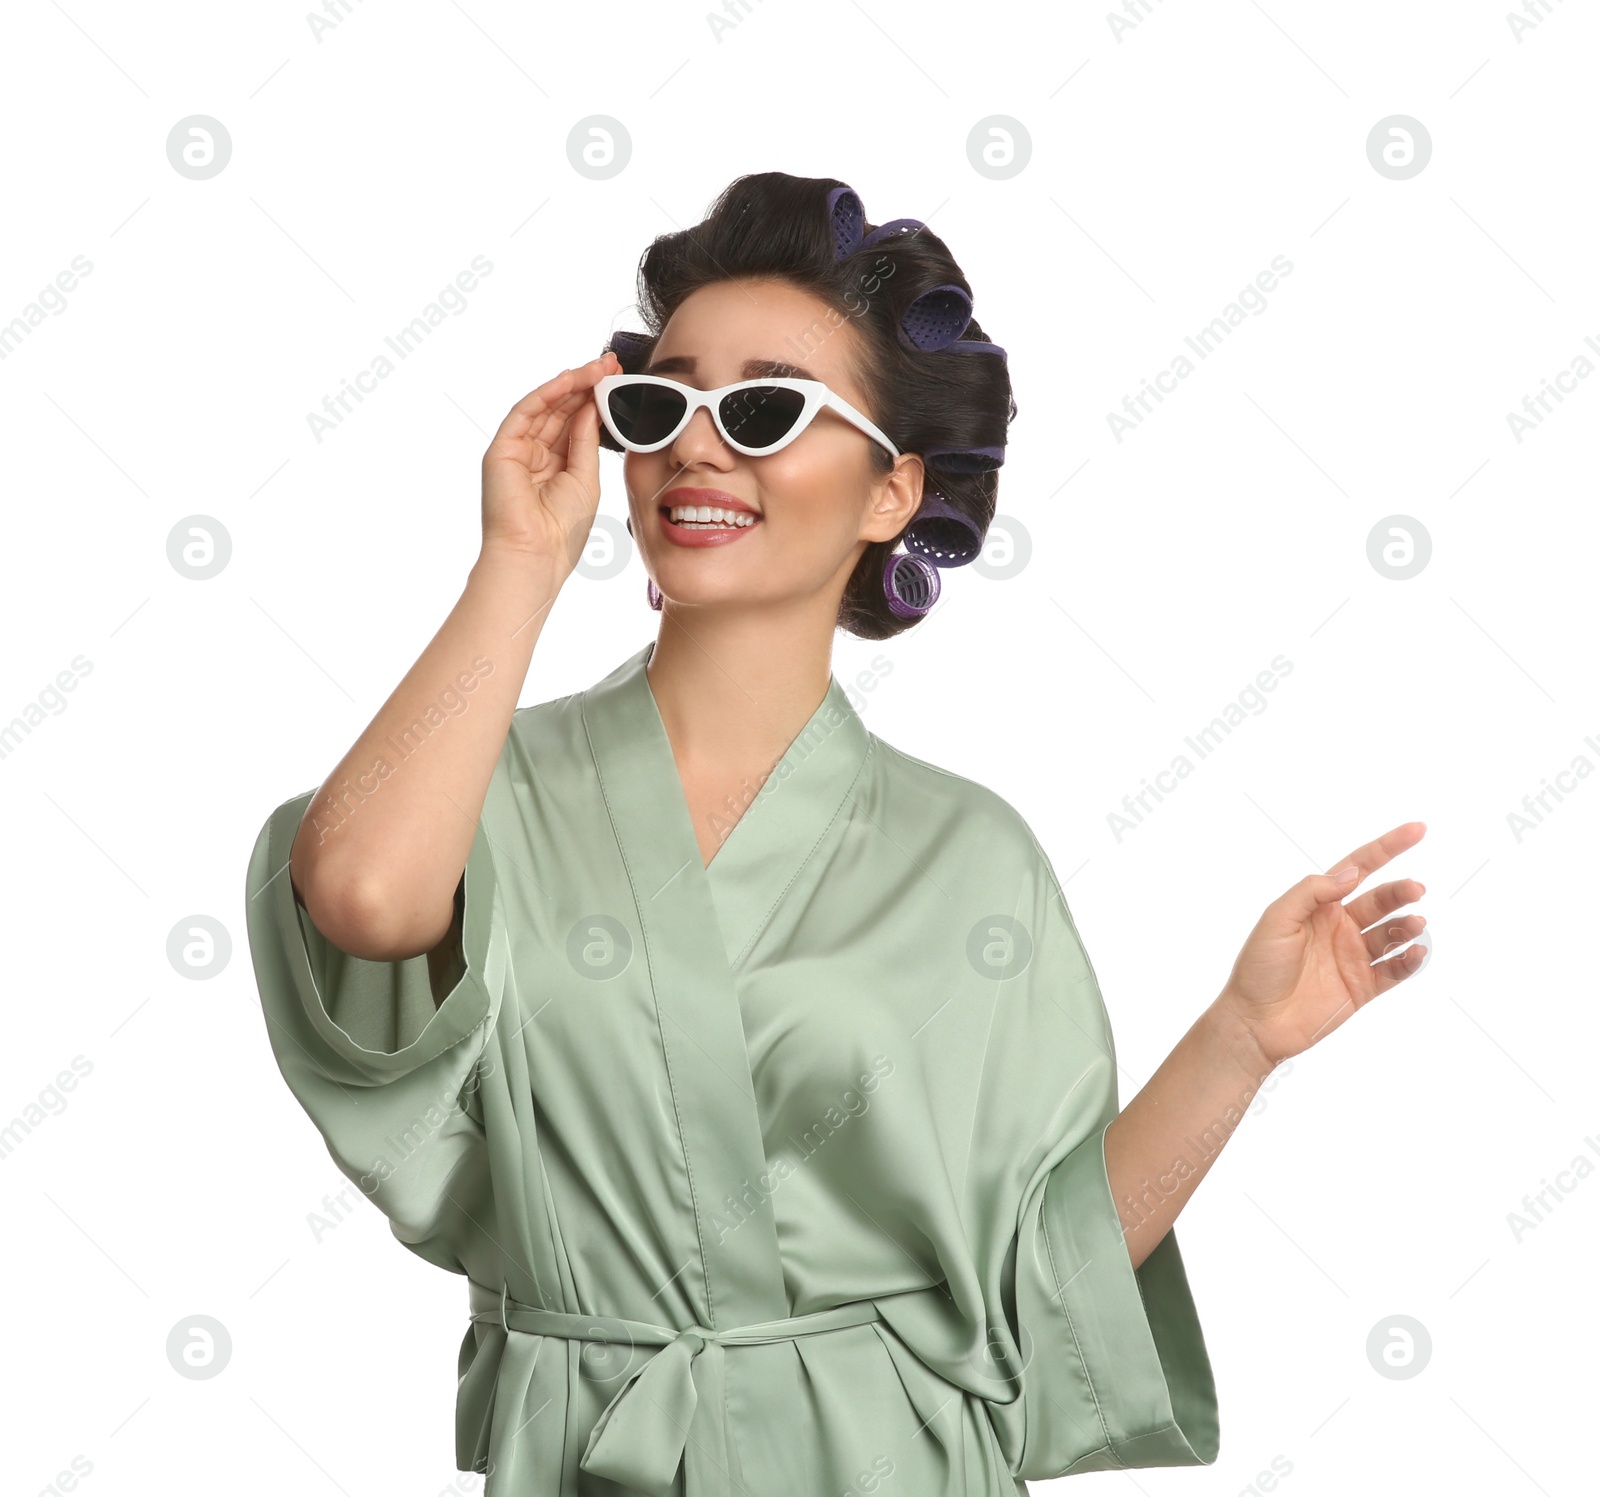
1220,821,1427,1069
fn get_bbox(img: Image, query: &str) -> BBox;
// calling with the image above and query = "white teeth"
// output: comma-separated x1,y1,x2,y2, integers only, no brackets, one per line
666,505,758,527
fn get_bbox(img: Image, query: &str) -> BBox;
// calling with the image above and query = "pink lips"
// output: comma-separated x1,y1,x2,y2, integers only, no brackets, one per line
658,488,762,549
660,487,761,517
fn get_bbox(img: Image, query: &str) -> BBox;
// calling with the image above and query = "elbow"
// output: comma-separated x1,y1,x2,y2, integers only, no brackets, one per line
294,865,445,963
288,815,455,961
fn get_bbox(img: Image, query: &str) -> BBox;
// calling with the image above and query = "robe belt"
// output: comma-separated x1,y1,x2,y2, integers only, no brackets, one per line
467,1277,926,1497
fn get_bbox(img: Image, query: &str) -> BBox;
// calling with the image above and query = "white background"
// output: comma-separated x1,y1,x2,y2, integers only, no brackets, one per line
1,1,1594,1494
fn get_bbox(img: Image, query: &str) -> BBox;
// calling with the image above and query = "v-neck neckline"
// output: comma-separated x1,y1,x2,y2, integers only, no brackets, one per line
575,643,874,1326
580,641,873,969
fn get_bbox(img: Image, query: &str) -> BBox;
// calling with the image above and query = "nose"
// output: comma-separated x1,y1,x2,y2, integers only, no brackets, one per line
668,403,735,471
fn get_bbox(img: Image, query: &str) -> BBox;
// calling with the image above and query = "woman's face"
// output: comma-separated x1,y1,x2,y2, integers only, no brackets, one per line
622,277,924,615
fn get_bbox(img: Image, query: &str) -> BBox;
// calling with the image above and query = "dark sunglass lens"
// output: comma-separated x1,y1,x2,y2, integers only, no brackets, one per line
719,385,806,449
609,383,687,446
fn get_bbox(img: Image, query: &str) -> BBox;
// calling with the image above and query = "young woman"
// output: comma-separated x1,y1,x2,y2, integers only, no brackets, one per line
246,172,1427,1496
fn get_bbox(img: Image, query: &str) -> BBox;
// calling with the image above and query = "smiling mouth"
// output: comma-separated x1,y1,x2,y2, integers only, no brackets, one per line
661,503,761,529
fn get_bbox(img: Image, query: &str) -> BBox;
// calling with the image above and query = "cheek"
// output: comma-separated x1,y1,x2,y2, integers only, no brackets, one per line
760,451,872,540
624,455,674,512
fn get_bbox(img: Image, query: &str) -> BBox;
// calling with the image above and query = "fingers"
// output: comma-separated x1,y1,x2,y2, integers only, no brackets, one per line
492,354,621,448
1275,825,1427,928
1273,863,1363,921
1366,938,1425,997
1321,820,1427,888
1263,820,1426,922
512,353,617,416
1362,911,1427,963
563,397,603,508
1345,875,1426,932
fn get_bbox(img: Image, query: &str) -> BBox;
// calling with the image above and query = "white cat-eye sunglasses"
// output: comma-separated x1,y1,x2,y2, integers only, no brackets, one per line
594,373,900,460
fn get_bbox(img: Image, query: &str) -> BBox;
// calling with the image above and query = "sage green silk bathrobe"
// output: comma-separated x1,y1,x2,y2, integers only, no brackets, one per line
244,642,1219,1496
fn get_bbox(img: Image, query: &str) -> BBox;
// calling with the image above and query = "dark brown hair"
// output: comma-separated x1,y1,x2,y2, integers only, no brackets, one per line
599,171,1016,640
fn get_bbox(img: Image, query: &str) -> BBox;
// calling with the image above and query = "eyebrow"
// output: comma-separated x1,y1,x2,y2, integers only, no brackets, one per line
640,354,818,384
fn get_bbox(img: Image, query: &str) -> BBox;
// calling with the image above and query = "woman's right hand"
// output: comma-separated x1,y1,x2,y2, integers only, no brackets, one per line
479,352,621,583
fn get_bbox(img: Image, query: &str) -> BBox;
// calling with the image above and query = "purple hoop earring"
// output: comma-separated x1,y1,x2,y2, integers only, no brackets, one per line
882,551,940,619
646,578,663,611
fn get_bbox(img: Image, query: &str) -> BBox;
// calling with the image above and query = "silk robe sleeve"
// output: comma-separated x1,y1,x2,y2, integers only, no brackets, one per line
969,821,1220,1479
243,773,507,1275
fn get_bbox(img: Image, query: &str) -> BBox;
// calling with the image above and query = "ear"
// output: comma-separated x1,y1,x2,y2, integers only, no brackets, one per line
861,454,926,545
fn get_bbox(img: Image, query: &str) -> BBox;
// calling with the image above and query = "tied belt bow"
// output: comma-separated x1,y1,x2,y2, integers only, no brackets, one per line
468,1278,926,1497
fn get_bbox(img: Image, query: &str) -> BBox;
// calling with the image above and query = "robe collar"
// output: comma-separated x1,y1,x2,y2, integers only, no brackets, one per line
580,640,873,969
578,640,873,1327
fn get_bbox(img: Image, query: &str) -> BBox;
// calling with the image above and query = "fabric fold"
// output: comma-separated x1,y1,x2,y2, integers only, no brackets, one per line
1015,1119,1219,1474
581,1326,709,1495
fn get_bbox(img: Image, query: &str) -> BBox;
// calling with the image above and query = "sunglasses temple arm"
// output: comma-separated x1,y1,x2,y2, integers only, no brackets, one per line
832,398,900,459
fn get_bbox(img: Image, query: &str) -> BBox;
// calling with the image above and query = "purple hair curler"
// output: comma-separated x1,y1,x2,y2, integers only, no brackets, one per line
860,218,926,252
943,338,1007,359
882,550,941,618
925,444,1005,473
898,284,973,352
904,491,984,568
828,186,866,261
607,329,653,361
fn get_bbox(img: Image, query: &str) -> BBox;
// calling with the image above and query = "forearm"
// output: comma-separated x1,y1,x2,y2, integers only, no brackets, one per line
1102,992,1274,1271
289,544,559,960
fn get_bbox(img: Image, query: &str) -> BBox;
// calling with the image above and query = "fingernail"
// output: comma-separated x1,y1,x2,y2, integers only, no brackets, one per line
1335,865,1359,882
